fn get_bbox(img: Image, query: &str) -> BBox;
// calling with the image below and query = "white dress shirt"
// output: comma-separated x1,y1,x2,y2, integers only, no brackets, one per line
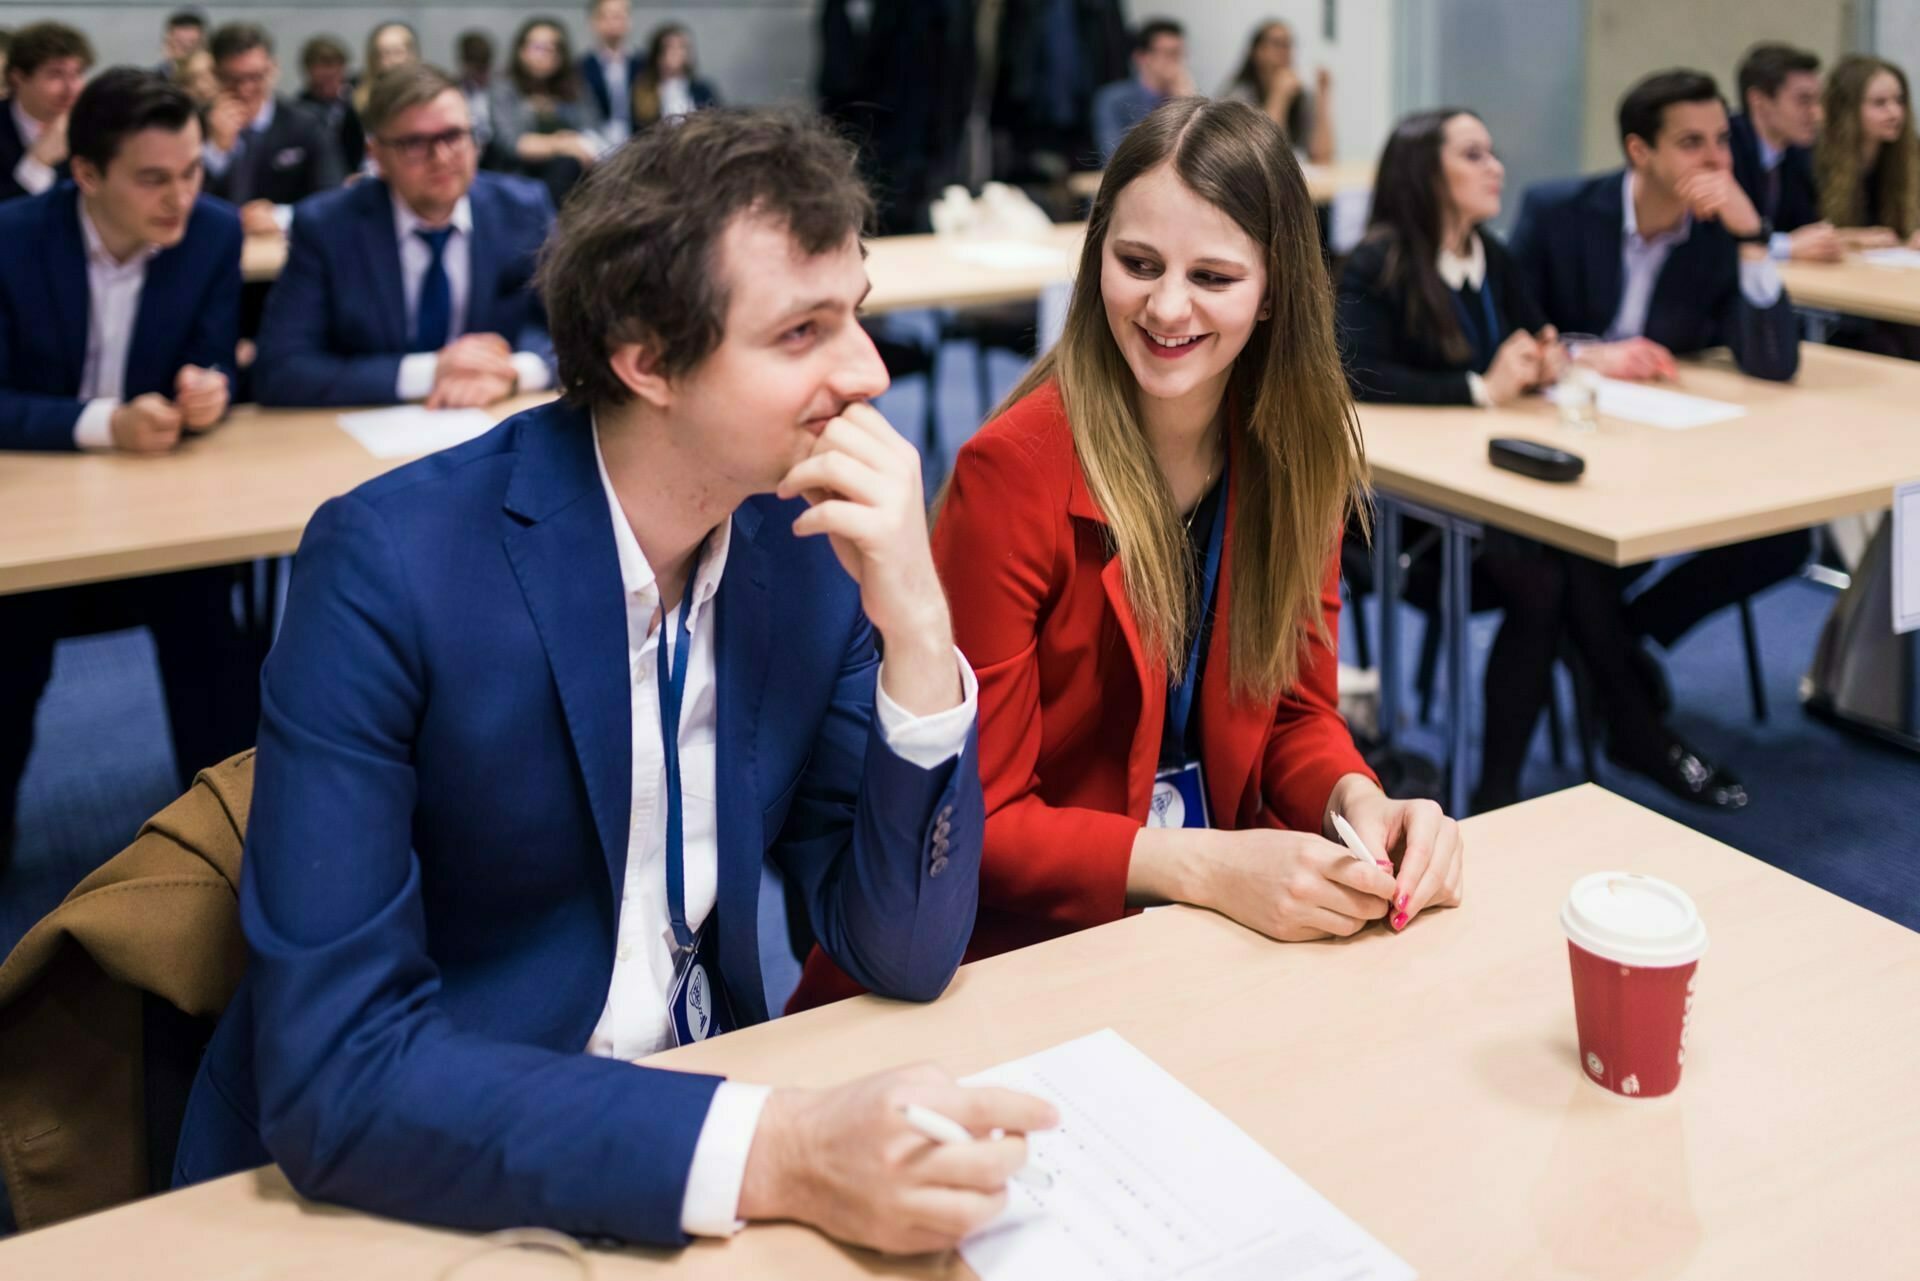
11,99,58,198
1438,236,1497,409
391,191,553,401
1604,171,1782,343
585,421,978,1236
597,49,633,143
658,77,696,122
72,203,163,449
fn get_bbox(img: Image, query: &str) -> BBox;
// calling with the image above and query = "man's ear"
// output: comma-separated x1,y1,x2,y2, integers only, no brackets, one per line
1624,134,1653,172
608,340,672,411
70,157,104,199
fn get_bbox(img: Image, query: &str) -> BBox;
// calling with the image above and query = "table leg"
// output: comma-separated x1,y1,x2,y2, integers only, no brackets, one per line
1441,519,1475,818
1374,497,1402,747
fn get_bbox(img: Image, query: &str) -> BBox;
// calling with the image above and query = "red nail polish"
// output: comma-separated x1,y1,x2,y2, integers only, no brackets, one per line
1396,893,1408,910
1393,912,1408,930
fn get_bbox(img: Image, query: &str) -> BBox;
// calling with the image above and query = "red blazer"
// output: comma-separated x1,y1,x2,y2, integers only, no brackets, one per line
789,381,1374,1011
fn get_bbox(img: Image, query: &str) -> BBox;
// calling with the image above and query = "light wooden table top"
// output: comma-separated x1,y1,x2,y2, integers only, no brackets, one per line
1358,342,1920,565
0,395,550,596
1779,256,1920,325
5,784,1917,1279
1068,159,1372,205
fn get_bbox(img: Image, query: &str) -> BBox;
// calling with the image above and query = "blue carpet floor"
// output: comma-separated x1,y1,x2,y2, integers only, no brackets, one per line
5,326,1917,961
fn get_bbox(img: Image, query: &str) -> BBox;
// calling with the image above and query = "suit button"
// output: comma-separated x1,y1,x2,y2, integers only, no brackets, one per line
935,820,951,840
937,805,954,824
930,856,950,877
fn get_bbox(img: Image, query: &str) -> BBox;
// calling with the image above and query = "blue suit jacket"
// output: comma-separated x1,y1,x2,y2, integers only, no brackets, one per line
172,399,984,1246
253,172,555,407
1728,112,1819,234
0,183,240,451
1509,169,1799,382
579,50,645,131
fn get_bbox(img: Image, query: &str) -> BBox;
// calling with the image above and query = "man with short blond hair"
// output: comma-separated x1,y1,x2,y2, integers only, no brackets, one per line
254,63,553,407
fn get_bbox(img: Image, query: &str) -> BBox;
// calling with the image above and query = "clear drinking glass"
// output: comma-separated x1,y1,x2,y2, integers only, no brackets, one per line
1556,333,1604,433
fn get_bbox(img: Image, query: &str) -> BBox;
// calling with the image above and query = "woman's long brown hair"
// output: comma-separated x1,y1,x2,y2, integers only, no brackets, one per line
1817,55,1920,236
991,96,1368,702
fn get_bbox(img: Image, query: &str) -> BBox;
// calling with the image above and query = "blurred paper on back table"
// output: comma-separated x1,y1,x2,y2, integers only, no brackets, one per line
959,1030,1415,1281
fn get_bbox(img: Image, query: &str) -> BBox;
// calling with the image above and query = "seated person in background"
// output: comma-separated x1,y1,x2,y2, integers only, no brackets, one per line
297,35,365,174
491,17,605,206
203,24,344,235
1732,42,1837,261
171,47,217,112
254,65,555,408
454,31,498,159
1222,20,1333,165
631,23,719,131
1092,18,1193,163
795,98,1465,1013
156,9,204,76
0,69,254,865
1511,69,1802,808
1340,107,1742,810
2,23,92,202
580,0,640,144
1816,55,1920,250
174,105,1043,1253
354,21,419,115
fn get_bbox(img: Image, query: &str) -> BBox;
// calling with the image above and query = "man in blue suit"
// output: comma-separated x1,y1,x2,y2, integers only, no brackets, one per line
0,69,256,866
253,64,556,409
1731,43,1837,262
1,23,92,203
1511,69,1806,803
580,0,642,144
175,107,1053,1252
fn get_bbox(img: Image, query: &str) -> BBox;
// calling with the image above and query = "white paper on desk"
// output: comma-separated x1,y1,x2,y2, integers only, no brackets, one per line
1548,378,1747,430
959,1030,1415,1281
336,407,495,459
1894,481,1920,635
1859,247,1920,269
947,240,1072,272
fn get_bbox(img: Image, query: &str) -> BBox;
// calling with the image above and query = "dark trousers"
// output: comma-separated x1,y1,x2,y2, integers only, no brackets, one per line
0,567,261,864
1622,530,1812,649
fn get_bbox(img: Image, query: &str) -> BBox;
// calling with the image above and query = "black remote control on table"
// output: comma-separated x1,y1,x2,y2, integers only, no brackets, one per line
1488,438,1584,483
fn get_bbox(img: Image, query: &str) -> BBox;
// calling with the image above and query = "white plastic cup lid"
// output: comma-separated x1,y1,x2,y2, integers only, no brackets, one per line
1559,872,1708,968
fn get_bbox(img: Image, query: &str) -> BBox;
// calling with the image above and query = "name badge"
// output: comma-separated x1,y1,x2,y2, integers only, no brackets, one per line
1148,762,1211,830
667,922,738,1047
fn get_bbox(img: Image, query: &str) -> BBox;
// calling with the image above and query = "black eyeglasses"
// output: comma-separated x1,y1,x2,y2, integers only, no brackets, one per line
377,127,476,160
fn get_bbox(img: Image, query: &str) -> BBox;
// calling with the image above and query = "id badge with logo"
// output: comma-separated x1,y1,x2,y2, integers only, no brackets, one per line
667,922,738,1047
1147,762,1211,830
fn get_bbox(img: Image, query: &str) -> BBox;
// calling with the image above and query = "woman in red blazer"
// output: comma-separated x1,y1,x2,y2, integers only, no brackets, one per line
790,97,1463,1012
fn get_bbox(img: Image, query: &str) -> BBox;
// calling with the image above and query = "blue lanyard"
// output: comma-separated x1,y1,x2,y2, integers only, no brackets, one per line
1166,460,1229,757
656,547,701,953
1450,283,1503,373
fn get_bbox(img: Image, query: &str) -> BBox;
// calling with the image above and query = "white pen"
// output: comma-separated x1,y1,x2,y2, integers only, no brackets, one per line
1331,812,1391,870
900,1103,1055,1191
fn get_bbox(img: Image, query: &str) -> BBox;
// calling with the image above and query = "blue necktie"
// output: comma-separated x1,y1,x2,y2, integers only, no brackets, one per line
412,227,454,353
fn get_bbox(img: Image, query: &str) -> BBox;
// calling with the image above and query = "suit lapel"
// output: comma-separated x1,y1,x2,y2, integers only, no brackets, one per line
43,189,90,395
502,407,633,901
712,506,773,1024
357,183,409,351
1586,174,1626,334
127,233,188,397
464,179,505,338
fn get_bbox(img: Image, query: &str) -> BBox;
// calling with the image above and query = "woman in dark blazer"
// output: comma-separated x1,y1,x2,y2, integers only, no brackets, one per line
790,98,1465,1013
630,24,719,130
1338,108,1747,812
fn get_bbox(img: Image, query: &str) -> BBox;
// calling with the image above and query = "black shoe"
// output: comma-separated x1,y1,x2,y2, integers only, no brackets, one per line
1612,737,1747,809
1628,643,1673,715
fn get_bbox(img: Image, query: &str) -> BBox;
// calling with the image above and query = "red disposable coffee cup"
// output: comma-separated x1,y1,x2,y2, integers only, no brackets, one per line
1559,872,1708,1099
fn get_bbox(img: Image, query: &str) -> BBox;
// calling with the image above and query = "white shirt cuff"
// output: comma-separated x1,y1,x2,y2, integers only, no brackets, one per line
396,352,439,402
680,1081,771,1238
1768,231,1793,261
203,143,235,177
272,204,294,233
73,399,117,450
1466,371,1492,408
873,647,978,769
14,154,55,196
510,351,553,393
1738,255,1784,309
